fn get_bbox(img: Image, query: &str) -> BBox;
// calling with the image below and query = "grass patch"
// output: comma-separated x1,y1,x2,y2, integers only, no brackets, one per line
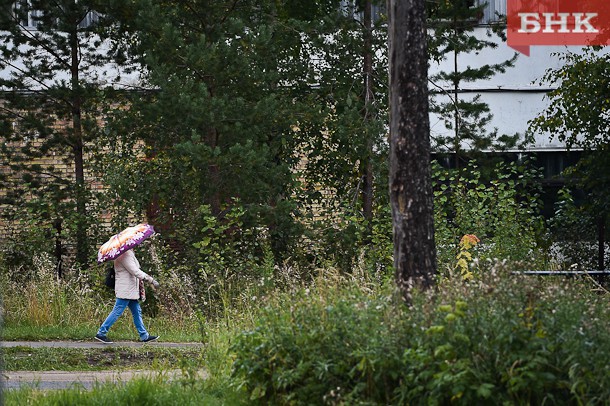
0,253,202,343
4,375,248,406
1,315,202,342
3,346,204,371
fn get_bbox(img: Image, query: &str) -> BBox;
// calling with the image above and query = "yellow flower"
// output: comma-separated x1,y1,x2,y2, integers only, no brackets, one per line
454,234,480,280
460,234,480,249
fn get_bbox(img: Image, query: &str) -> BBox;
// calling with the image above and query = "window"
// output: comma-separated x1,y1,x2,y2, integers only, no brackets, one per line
13,0,42,29
11,2,100,30
339,0,386,23
78,11,100,29
477,0,507,24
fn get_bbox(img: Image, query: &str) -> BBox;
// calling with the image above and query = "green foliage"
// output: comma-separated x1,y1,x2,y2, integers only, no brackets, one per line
0,0,123,266
529,50,610,267
192,201,276,319
97,0,394,281
314,201,393,275
529,50,610,151
231,267,610,405
231,275,402,404
433,160,547,273
296,1,389,219
311,158,548,277
547,187,603,270
4,376,246,406
0,219,54,276
96,0,316,270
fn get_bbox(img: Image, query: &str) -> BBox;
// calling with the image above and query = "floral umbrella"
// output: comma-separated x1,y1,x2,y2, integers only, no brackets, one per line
97,223,155,263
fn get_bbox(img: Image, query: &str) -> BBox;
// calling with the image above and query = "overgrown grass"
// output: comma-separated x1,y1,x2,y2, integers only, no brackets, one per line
3,250,610,405
4,375,248,406
0,253,201,342
230,265,610,405
3,346,203,371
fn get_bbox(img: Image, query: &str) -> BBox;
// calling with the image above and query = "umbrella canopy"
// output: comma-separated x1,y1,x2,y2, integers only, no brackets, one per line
97,223,155,263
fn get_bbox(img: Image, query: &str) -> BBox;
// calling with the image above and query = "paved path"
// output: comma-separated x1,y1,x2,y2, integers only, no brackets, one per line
2,369,207,390
1,341,205,390
1,340,203,349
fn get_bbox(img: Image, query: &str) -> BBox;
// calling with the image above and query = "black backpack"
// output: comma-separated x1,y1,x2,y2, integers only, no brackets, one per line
104,266,115,289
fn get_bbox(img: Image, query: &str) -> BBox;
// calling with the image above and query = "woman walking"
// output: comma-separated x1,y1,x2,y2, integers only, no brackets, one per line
95,223,160,344
95,248,160,343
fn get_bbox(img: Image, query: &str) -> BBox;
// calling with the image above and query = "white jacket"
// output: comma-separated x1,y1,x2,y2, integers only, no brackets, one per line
113,250,153,300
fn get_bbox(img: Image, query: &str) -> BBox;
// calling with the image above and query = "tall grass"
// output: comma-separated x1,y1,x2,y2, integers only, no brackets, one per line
4,375,247,406
0,253,200,342
4,248,610,405
230,262,610,405
1,254,100,327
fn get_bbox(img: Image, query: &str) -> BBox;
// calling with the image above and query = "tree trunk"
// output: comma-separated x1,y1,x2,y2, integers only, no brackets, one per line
388,0,437,301
598,213,606,270
71,27,88,267
452,11,461,170
362,0,374,223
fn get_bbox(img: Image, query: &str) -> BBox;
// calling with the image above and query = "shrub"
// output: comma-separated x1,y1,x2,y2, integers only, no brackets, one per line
434,161,547,274
192,201,276,319
231,277,404,404
231,266,610,405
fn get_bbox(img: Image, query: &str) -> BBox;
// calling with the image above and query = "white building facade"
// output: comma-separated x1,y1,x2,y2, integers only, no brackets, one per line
429,0,607,153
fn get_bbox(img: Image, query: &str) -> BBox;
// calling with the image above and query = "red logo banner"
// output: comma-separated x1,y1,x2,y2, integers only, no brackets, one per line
507,0,610,55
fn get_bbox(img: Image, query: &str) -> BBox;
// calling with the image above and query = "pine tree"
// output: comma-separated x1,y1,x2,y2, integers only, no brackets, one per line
0,0,119,269
427,0,518,169
99,0,333,263
293,1,390,261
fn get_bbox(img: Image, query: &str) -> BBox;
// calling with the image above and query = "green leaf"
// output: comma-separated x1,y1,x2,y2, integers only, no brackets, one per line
476,383,494,398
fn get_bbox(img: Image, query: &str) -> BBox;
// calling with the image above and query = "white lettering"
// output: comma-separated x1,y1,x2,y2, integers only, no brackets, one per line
517,12,600,34
518,13,541,33
573,13,598,33
542,13,571,33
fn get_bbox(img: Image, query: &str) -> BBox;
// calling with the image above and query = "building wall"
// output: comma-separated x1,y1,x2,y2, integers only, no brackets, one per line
429,2,609,152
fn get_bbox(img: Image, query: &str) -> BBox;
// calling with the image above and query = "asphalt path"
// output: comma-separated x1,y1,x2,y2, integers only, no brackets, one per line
1,340,203,348
1,341,205,390
1,369,205,390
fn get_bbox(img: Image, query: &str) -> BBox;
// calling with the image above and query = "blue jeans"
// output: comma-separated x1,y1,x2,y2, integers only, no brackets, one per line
97,298,149,340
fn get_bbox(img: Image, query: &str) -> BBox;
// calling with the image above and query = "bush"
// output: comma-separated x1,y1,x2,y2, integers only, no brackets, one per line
433,161,547,273
231,275,403,404
230,266,610,405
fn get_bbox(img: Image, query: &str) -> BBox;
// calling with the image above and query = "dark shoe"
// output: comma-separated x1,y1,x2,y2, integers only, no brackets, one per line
141,335,159,343
95,334,113,344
